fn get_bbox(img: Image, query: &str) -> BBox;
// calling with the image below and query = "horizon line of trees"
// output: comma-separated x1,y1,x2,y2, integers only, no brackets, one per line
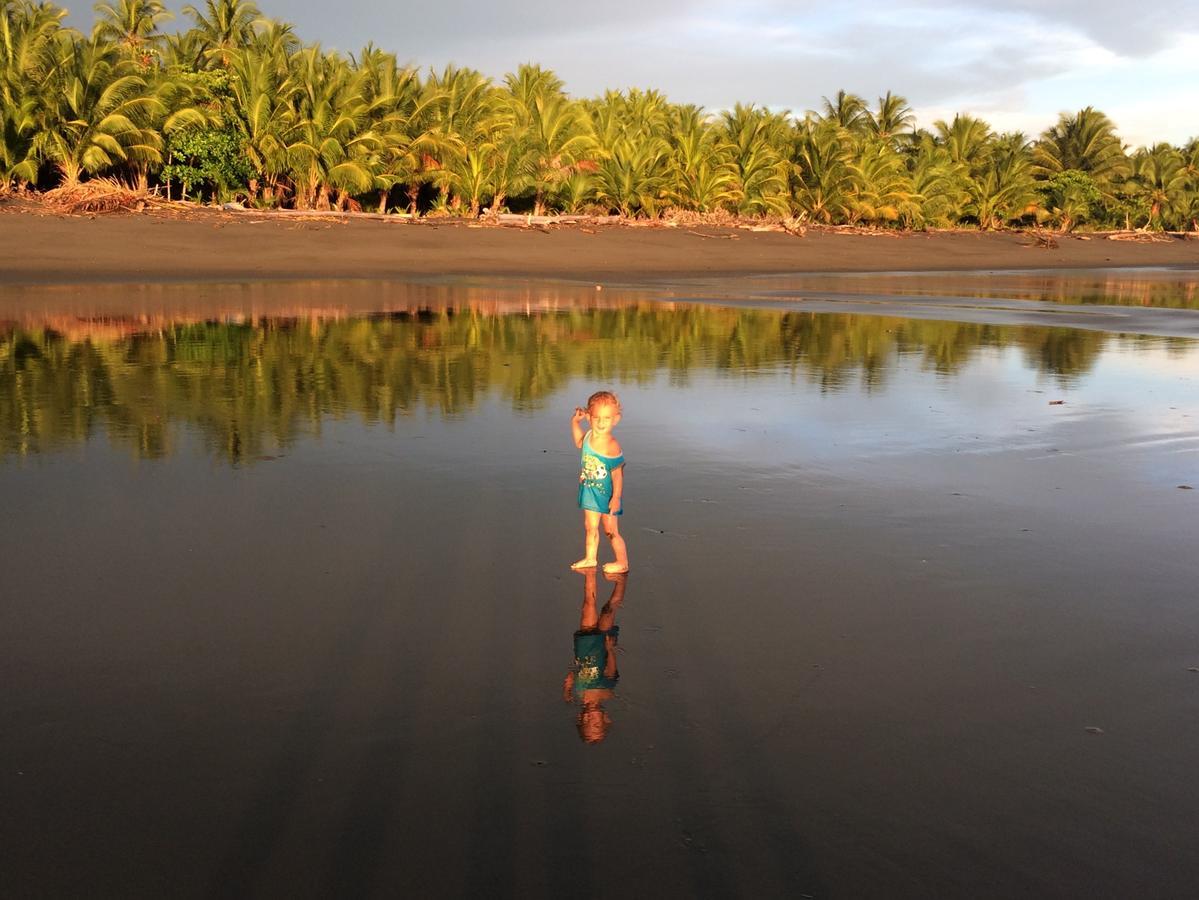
3,0,1198,231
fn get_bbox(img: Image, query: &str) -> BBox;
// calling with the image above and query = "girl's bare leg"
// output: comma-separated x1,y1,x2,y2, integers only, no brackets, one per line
571,510,601,569
601,514,629,574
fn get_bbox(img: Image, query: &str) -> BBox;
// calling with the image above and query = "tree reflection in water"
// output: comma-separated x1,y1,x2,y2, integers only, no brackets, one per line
0,302,1166,462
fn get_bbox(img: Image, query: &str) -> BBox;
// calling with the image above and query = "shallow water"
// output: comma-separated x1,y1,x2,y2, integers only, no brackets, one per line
2,280,1198,898
732,266,1199,308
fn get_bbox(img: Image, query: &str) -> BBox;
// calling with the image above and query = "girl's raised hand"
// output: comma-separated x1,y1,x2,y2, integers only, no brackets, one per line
572,407,589,423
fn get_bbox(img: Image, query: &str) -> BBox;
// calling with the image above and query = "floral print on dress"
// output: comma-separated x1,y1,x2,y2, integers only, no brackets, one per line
580,454,608,487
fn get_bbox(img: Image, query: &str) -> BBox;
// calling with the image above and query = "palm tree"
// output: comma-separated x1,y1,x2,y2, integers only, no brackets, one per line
426,65,500,211
2,0,63,88
375,74,443,215
350,45,419,212
665,105,737,212
284,46,377,209
222,43,295,204
1181,138,1199,230
593,133,670,216
0,93,37,189
848,138,917,225
967,140,1038,229
818,89,870,135
792,120,855,223
868,91,914,146
905,137,956,228
931,114,1000,223
506,72,594,215
1,0,64,189
91,0,171,63
585,89,676,216
35,36,163,184
720,103,789,215
182,0,261,67
1127,143,1188,229
1033,107,1129,189
934,113,994,172
246,15,298,61
504,62,564,112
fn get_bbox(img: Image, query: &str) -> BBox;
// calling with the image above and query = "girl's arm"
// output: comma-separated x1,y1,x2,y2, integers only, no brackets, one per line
609,464,624,514
571,407,588,448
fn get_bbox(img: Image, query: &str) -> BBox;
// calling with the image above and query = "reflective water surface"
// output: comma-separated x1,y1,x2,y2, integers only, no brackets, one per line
2,280,1198,898
735,266,1199,308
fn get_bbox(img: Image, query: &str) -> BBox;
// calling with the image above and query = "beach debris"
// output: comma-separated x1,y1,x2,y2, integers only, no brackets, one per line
595,284,602,291
1084,726,1105,734
1032,230,1059,249
529,759,550,767
43,177,152,214
818,223,899,237
1106,231,1174,243
1178,485,1193,490
1049,400,1065,405
1188,667,1199,672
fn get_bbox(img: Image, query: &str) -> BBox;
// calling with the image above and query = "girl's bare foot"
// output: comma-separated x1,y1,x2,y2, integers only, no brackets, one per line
571,558,598,570
602,562,628,574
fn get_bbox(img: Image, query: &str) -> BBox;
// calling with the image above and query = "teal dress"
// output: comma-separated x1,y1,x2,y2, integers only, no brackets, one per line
572,626,620,698
578,432,624,515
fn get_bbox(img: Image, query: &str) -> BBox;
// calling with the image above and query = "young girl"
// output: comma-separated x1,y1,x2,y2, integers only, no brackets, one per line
570,390,629,574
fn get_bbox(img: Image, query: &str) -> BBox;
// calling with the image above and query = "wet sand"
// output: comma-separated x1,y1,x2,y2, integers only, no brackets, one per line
1,202,1197,284
2,293,1198,897
3,375,1197,898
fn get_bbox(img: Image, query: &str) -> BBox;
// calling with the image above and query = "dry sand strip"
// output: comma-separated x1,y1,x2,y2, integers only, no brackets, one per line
679,290,1199,339
2,204,1198,284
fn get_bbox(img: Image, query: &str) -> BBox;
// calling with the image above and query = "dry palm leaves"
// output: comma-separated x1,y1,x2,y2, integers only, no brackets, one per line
42,178,153,215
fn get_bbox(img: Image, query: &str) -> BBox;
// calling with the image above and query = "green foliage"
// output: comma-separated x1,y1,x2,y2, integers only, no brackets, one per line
1043,170,1102,231
162,124,250,199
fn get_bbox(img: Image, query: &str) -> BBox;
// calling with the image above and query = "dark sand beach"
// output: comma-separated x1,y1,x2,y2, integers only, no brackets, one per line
2,216,1198,898
1,201,1197,284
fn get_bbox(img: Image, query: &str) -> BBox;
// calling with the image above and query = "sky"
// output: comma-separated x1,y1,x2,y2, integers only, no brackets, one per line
70,0,1199,147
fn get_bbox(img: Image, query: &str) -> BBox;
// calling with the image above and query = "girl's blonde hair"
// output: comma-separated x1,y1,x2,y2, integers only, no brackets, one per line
586,390,621,414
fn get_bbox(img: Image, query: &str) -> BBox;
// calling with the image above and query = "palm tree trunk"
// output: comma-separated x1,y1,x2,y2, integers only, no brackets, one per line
407,185,419,216
377,189,388,214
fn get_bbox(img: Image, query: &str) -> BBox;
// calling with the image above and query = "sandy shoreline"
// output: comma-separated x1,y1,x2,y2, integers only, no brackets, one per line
2,202,1197,285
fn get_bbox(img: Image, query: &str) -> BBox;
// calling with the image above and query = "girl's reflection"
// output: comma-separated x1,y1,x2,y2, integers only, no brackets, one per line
562,569,626,744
